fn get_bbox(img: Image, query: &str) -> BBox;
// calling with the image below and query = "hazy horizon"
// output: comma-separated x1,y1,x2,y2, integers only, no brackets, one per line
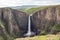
0,0,60,8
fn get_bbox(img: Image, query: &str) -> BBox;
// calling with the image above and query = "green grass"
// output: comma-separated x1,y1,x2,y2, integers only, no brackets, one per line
24,6,48,14
36,35,58,40
21,5,60,14
37,36,46,40
54,36,59,40
16,35,59,40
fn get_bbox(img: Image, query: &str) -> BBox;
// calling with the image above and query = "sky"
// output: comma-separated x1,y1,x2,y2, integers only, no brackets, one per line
0,0,60,7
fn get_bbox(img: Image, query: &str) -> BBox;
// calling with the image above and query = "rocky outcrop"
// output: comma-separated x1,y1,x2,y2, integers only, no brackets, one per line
0,8,28,37
31,6,60,34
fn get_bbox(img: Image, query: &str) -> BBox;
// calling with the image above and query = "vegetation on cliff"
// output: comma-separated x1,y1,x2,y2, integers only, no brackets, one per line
0,20,14,40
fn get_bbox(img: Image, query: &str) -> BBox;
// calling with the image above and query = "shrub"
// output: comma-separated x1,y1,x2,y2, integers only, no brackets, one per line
52,24,60,31
50,24,60,34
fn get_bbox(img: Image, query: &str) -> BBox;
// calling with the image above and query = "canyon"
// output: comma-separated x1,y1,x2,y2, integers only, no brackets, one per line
0,5,60,38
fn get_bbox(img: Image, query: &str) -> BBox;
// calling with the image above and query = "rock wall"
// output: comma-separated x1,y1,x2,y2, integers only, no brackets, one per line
31,6,60,34
0,8,28,37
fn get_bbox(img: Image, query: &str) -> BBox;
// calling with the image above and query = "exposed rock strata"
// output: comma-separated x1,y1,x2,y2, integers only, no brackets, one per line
31,6,60,34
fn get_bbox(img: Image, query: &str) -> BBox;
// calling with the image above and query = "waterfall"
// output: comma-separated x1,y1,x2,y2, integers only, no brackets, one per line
24,14,35,36
27,15,31,35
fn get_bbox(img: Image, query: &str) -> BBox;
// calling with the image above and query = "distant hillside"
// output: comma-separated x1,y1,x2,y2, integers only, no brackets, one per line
10,5,60,14
11,5,40,11
23,5,60,14
24,6,48,14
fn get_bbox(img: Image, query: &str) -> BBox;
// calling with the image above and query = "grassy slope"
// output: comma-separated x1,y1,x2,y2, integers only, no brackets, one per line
24,6,48,14
23,5,60,14
15,35,59,40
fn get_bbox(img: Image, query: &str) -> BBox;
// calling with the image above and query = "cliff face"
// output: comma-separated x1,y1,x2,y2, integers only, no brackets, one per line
0,8,28,37
31,6,60,34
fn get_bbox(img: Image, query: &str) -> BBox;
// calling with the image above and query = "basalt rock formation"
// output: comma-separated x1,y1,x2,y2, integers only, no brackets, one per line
31,6,60,35
0,8,28,37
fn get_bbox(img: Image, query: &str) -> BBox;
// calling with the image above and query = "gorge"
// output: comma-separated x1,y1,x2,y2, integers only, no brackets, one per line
0,5,60,39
